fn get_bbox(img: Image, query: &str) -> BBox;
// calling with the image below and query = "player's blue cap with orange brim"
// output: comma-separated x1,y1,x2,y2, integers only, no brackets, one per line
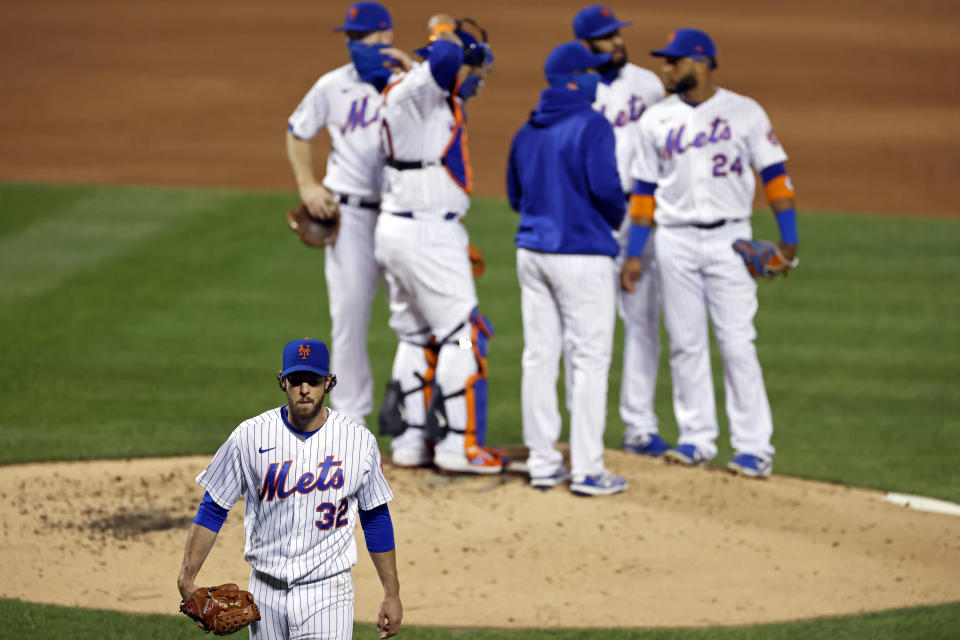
334,2,392,32
573,5,631,39
281,339,330,378
651,28,717,68
544,41,611,76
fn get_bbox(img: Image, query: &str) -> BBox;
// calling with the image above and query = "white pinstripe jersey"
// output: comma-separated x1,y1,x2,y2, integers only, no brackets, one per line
379,62,471,217
197,407,393,585
593,63,666,194
288,64,386,200
631,88,788,226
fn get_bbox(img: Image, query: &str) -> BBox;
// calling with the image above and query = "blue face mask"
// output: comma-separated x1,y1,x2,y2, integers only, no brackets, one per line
347,41,393,92
457,74,483,101
573,72,600,102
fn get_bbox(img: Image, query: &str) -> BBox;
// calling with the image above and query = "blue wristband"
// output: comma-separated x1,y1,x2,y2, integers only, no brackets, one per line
775,208,798,245
626,224,652,258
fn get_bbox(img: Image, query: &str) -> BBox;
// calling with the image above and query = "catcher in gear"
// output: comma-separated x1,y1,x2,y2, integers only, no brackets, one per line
180,583,260,635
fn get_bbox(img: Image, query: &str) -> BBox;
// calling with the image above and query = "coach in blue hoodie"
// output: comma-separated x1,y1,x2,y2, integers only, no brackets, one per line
506,41,629,497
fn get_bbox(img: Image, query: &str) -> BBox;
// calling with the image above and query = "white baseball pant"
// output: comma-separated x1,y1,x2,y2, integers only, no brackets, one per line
324,203,381,425
249,569,354,640
616,233,662,440
517,248,616,479
655,219,775,461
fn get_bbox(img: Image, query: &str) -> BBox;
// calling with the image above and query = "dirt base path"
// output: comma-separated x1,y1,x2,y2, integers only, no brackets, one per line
3,452,958,629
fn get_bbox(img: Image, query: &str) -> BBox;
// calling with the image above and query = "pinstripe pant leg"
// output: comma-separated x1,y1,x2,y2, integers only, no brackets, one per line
295,572,355,640
617,236,662,439
656,226,720,460
556,254,616,477
326,206,381,423
517,248,565,477
249,569,289,640
703,221,775,460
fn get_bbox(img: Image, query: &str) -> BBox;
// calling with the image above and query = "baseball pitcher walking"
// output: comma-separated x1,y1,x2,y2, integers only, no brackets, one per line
624,29,799,478
177,339,402,639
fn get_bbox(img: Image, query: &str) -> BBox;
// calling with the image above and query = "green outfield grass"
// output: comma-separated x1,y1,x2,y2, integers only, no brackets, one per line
1,181,958,637
2,598,960,640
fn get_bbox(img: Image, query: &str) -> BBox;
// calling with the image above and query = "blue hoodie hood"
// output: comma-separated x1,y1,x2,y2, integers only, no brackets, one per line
529,87,595,127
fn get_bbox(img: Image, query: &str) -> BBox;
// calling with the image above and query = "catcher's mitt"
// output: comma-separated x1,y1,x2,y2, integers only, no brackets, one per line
180,583,261,635
287,203,340,248
732,239,798,279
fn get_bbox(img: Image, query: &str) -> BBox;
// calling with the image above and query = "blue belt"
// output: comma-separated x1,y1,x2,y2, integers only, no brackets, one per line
392,212,459,220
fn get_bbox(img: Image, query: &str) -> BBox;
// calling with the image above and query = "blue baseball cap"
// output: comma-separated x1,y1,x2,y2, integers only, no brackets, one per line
573,5,631,39
334,2,392,32
280,339,330,378
651,28,717,68
544,41,611,76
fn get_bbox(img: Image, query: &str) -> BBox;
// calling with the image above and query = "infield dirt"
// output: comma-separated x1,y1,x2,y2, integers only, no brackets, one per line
2,0,959,630
2,0,959,216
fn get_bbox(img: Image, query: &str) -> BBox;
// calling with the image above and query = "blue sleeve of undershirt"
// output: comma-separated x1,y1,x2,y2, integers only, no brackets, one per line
193,491,229,533
358,503,396,553
428,40,464,90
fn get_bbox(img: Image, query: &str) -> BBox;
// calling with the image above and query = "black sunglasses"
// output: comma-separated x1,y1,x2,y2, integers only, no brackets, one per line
285,372,326,388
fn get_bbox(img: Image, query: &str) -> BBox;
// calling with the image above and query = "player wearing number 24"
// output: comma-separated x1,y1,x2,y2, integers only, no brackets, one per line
623,29,799,479
177,339,402,639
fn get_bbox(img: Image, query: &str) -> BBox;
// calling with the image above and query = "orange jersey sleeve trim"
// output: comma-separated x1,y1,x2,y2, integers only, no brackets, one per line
764,174,796,202
629,194,655,221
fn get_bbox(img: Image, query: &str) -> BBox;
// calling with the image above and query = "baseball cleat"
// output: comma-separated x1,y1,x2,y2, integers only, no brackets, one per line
727,453,772,478
664,444,709,467
390,448,432,468
622,433,671,457
529,465,570,490
569,471,628,496
434,446,506,475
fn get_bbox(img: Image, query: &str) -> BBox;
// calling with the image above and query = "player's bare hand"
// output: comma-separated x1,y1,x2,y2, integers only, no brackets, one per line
377,594,403,638
620,257,643,293
177,580,199,603
778,242,798,263
300,185,338,221
381,47,413,73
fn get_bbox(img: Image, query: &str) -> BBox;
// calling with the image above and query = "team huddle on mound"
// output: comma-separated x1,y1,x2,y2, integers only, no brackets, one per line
284,3,798,494
176,4,799,637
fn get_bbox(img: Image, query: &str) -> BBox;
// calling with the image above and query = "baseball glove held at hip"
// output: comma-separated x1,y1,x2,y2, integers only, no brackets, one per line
180,583,261,635
732,238,798,279
287,203,341,248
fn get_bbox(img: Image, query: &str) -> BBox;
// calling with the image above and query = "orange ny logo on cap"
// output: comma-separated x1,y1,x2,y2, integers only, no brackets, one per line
299,344,311,360
695,44,703,52
600,7,611,17
667,31,676,43
349,7,359,19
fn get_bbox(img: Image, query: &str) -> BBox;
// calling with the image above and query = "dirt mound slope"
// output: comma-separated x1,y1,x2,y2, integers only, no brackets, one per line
2,452,958,628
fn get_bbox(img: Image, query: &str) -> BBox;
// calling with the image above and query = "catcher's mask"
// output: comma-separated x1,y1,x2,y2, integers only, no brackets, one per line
415,17,493,69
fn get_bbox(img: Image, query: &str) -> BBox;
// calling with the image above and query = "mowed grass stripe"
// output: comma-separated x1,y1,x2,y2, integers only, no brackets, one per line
2,598,960,639
0,182,958,503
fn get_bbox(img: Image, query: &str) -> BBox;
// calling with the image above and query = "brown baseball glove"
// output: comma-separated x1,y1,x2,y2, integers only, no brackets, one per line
180,583,261,635
468,243,485,277
287,203,340,248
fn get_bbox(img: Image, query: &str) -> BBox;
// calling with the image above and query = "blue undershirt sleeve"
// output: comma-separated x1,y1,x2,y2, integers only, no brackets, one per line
358,503,396,553
193,491,229,533
428,40,464,90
